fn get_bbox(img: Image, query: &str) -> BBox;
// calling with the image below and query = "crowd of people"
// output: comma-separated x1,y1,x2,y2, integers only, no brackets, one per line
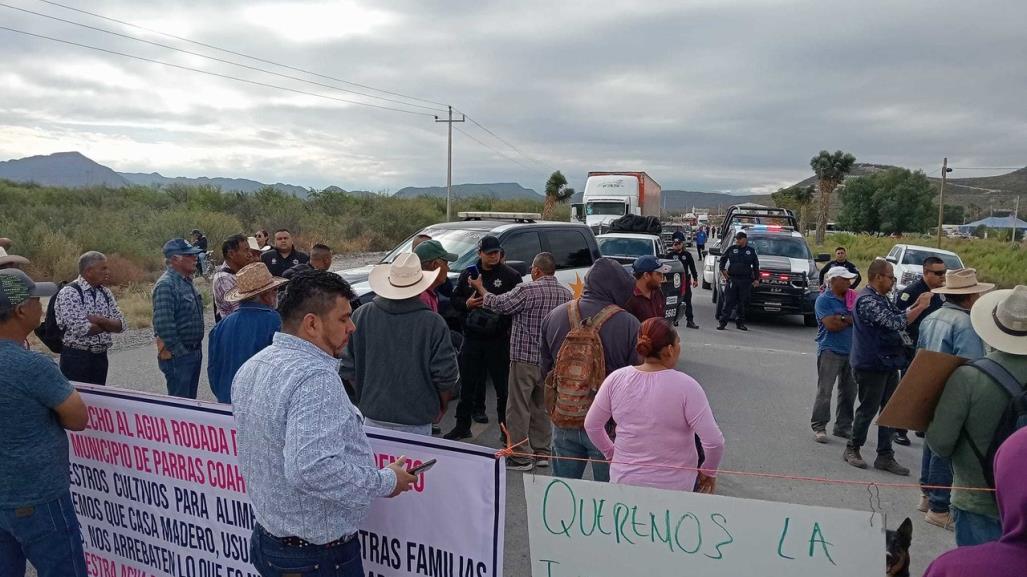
1,226,1025,576
810,247,1027,556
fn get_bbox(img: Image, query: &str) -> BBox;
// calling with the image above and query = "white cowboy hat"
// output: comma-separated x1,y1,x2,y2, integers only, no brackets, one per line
0,247,29,267
933,268,995,295
368,252,440,300
971,285,1027,355
225,262,289,303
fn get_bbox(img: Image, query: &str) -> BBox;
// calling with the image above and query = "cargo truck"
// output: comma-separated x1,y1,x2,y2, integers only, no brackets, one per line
580,171,662,229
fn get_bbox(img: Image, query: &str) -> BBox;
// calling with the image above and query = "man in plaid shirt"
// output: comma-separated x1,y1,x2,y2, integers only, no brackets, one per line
152,238,206,399
469,252,572,471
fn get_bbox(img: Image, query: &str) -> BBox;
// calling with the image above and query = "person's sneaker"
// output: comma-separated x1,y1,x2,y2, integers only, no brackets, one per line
894,431,912,446
717,322,728,330
686,322,700,329
535,455,550,468
736,323,748,331
506,459,534,472
843,446,867,469
472,412,489,424
874,455,910,476
443,427,472,440
814,430,828,444
924,510,954,531
431,424,441,435
917,494,930,513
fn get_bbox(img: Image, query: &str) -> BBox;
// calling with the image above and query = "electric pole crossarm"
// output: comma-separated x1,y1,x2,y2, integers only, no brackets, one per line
435,105,466,222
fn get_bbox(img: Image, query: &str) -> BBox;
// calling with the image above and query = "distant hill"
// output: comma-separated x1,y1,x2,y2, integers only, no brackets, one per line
569,189,772,211
0,151,131,188
119,172,310,197
393,182,541,200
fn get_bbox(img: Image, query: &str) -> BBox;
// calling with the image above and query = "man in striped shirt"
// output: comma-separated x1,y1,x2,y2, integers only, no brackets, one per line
469,252,572,470
55,252,124,385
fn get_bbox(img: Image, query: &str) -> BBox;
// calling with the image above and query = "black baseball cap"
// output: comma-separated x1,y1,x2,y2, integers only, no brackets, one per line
735,231,748,239
0,269,58,314
478,236,502,254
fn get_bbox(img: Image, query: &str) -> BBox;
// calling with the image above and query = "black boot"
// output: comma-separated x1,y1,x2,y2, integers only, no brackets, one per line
717,321,727,330
736,322,748,331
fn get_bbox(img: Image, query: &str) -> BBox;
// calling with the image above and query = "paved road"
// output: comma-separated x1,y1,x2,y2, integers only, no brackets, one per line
102,275,955,576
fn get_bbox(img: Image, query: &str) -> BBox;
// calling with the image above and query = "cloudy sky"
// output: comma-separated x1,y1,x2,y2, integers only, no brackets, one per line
1,0,1025,193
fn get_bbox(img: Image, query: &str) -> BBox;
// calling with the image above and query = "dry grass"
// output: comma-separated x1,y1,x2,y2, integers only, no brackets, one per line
115,284,155,329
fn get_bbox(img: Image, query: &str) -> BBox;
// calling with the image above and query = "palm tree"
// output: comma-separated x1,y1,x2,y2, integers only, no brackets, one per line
542,171,575,221
810,150,856,244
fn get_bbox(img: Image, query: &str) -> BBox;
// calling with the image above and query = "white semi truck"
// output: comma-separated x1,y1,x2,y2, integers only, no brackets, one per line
570,171,662,229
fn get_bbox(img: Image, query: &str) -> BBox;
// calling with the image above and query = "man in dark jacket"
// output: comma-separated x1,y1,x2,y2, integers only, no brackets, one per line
341,253,459,436
718,231,759,331
445,236,522,440
541,257,641,482
668,232,699,328
818,247,862,289
845,259,934,475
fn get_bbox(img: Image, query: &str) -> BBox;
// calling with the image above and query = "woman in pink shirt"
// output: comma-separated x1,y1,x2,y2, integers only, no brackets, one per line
585,318,725,492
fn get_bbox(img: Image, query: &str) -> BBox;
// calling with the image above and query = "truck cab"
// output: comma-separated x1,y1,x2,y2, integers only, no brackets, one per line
581,171,662,230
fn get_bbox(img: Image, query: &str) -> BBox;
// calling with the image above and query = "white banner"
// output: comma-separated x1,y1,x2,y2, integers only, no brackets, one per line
68,384,505,577
524,476,882,577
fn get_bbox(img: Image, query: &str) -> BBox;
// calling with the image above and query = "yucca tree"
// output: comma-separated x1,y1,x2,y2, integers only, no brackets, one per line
542,171,575,221
810,150,856,244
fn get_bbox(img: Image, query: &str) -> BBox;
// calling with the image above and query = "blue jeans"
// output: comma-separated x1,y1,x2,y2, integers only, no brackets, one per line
251,525,363,577
952,507,1002,547
919,445,953,513
159,348,202,399
552,426,610,482
0,492,87,577
364,418,432,437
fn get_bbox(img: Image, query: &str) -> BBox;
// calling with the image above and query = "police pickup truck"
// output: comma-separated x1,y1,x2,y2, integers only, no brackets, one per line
336,212,683,323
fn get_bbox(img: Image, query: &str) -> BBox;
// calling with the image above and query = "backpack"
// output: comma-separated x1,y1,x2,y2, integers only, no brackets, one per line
34,282,110,353
965,357,1027,488
544,302,622,428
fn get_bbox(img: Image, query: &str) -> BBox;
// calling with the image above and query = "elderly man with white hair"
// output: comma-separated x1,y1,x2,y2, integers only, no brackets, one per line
54,251,124,385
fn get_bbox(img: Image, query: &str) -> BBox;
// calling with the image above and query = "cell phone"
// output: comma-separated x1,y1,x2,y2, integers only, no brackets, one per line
407,459,437,475
467,265,480,279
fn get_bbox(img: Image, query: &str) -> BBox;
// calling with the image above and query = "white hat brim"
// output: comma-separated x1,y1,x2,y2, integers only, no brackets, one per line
368,264,439,300
933,283,996,295
971,289,1027,355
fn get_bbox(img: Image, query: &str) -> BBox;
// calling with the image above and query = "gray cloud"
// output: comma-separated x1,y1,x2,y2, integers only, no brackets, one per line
0,0,1024,193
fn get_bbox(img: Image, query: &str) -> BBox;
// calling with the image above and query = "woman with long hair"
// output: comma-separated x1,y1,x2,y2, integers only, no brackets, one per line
584,318,725,492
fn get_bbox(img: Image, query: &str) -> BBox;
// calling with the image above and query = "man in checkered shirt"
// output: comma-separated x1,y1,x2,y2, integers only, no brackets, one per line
469,252,572,471
54,251,124,385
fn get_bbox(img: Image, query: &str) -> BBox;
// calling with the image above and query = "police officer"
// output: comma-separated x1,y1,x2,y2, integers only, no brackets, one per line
717,231,759,331
668,232,699,329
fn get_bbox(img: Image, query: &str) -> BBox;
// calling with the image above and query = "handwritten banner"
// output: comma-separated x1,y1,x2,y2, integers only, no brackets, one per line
69,384,505,577
524,476,882,577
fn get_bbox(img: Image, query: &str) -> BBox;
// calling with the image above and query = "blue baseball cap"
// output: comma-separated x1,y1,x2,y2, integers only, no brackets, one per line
632,255,671,274
163,238,204,258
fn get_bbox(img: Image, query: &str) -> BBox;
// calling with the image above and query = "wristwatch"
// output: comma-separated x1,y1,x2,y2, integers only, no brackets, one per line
839,314,848,323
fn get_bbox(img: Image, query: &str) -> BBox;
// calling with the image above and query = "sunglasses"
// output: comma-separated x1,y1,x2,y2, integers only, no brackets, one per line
924,269,946,276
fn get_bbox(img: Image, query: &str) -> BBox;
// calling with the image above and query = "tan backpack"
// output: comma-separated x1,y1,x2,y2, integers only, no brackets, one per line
545,302,622,428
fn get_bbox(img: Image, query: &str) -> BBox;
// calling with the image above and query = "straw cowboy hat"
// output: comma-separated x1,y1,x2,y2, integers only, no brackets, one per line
0,247,29,268
225,262,288,303
368,252,440,300
971,285,1027,355
933,268,995,295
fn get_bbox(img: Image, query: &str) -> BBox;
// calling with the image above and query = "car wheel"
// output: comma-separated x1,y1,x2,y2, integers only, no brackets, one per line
803,313,817,328
702,279,711,290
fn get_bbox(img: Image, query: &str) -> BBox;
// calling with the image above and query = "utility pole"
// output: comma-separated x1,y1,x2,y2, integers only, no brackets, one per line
1012,195,1021,248
936,157,951,248
435,106,465,221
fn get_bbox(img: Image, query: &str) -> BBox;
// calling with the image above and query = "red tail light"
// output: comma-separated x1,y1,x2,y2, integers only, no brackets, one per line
760,271,771,278
779,274,789,281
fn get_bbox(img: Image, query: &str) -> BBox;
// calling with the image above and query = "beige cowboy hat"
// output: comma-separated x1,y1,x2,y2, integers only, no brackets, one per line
971,285,1027,355
368,252,440,300
225,262,288,303
933,268,995,295
0,247,29,267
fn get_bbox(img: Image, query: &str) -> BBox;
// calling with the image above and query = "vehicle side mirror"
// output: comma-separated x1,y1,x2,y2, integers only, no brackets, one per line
815,253,831,262
506,260,529,276
885,256,897,264
708,247,721,256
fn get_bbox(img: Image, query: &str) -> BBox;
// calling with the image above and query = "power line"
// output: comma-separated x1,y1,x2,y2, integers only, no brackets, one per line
33,0,451,110
949,167,1023,170
454,126,537,173
1,2,448,113
456,110,544,168
0,25,437,117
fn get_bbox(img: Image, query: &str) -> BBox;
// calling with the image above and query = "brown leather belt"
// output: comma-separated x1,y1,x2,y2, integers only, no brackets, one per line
257,524,356,549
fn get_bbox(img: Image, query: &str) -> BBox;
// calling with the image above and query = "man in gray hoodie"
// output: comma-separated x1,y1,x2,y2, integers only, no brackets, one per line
541,257,641,481
340,254,460,436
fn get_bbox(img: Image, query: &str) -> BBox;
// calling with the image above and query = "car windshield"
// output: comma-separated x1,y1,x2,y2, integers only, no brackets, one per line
597,237,654,258
746,236,812,260
902,249,963,268
586,201,626,216
381,227,486,272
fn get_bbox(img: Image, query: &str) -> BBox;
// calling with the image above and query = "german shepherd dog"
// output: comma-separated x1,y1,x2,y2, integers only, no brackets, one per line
886,518,913,577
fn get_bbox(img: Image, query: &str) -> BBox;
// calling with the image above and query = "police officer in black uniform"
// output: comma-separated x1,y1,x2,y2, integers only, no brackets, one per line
717,231,760,331
668,232,699,329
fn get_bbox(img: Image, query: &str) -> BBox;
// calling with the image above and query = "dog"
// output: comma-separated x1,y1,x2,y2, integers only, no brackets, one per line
886,517,913,577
